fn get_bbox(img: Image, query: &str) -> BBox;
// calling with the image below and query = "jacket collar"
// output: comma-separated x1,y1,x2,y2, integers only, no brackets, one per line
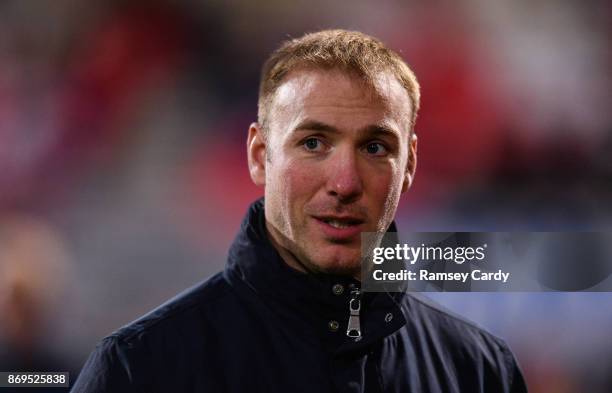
225,198,408,352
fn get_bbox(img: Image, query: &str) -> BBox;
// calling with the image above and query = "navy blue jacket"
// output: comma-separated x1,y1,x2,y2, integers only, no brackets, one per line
72,199,527,392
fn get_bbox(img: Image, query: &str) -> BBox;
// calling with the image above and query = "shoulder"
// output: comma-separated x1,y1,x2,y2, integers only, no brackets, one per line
72,272,236,392
109,271,234,345
82,271,237,361
402,292,507,346
399,293,526,391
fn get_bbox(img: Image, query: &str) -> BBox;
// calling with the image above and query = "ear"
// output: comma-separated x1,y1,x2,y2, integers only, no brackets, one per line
247,122,267,186
401,133,418,194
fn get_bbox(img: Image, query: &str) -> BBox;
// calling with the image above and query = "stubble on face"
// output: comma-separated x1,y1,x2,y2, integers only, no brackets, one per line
261,68,414,278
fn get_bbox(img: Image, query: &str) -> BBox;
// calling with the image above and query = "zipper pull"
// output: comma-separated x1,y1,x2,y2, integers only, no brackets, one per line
346,288,362,341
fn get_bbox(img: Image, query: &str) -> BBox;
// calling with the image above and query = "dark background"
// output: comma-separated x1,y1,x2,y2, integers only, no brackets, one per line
1,1,611,392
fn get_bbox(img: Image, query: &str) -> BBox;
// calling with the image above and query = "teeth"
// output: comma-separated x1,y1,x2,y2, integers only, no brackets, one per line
326,219,352,229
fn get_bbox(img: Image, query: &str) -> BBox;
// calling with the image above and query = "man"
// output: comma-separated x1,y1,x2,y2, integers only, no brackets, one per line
72,30,527,392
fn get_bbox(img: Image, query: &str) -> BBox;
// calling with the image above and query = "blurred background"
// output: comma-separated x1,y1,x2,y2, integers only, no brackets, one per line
0,0,611,391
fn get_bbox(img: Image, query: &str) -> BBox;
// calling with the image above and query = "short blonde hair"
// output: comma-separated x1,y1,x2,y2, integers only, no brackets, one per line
258,29,420,133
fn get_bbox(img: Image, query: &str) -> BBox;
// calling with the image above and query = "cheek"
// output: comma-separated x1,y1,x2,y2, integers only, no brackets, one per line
368,163,402,198
284,161,323,238
366,164,404,225
268,159,320,210
283,160,321,202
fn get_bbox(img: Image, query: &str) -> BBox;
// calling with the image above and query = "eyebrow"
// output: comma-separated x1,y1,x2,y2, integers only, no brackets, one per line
293,120,339,133
292,119,400,138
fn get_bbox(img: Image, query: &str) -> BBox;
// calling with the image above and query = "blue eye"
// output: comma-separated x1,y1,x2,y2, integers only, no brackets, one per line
365,142,387,156
303,138,322,151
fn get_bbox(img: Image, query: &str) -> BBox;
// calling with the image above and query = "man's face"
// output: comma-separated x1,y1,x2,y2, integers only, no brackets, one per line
248,68,417,278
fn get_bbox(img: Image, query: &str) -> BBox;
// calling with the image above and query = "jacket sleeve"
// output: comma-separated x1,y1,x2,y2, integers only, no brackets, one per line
71,336,146,393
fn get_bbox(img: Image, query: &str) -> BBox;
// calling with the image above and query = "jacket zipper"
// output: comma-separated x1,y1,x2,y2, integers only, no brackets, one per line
346,287,362,340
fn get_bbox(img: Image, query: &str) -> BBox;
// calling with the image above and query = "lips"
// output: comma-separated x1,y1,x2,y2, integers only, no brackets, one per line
312,215,365,240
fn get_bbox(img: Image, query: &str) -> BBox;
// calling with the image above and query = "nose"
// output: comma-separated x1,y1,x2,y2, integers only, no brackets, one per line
326,146,364,203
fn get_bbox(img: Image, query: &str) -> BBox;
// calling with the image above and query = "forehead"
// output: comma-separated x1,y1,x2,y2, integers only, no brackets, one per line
269,68,412,130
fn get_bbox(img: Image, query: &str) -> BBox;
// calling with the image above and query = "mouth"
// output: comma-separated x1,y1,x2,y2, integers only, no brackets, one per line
317,217,364,228
312,215,366,240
